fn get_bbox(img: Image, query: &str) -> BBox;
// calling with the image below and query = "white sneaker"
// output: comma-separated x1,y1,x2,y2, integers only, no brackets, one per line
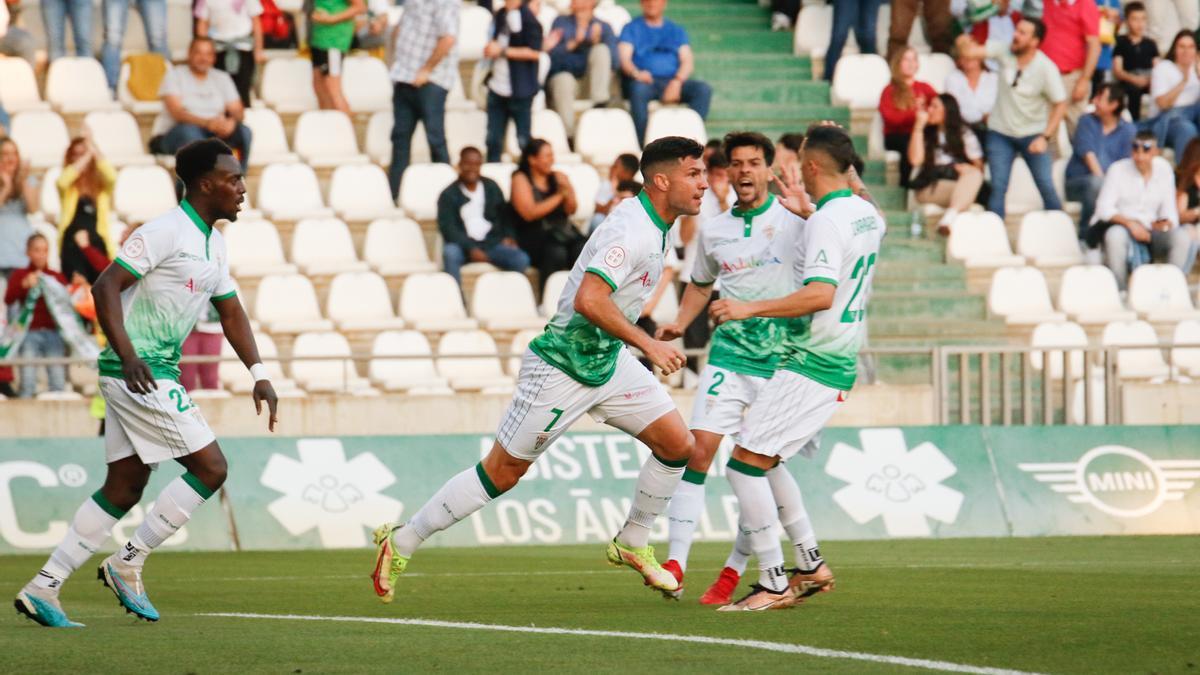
770,12,792,32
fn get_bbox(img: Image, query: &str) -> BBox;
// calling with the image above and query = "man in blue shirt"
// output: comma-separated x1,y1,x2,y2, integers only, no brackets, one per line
546,0,619,138
618,0,713,146
1065,83,1137,237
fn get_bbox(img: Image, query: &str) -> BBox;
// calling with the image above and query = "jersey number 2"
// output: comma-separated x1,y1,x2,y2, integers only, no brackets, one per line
840,253,876,324
169,387,194,413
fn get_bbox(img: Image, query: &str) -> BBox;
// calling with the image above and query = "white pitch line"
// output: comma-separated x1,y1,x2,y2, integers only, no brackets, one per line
199,612,1043,675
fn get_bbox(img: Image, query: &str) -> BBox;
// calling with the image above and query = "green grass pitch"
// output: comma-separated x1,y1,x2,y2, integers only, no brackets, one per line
3,536,1197,673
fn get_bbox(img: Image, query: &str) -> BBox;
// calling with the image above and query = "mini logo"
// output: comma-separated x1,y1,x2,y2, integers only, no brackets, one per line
638,271,653,287
604,246,626,268
622,386,651,401
123,236,145,259
814,249,828,265
763,223,776,239
533,433,551,451
185,278,195,293
1018,445,1200,518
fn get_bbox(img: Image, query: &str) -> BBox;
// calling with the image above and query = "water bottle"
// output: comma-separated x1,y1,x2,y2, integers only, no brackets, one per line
909,208,923,239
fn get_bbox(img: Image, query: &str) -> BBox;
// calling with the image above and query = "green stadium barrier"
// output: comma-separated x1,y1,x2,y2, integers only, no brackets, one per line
1,427,1198,553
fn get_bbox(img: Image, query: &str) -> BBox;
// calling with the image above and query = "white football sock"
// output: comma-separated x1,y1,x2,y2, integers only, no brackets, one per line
767,464,823,572
33,492,124,590
666,469,707,570
393,463,497,558
723,526,751,575
726,459,786,592
616,452,687,549
123,473,212,568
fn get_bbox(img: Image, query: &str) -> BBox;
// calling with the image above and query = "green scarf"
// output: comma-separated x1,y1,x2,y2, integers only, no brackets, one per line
0,274,100,363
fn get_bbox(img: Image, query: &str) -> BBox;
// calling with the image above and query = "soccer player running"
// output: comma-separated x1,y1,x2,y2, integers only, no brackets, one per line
654,131,819,604
14,139,279,627
709,125,884,611
371,137,707,602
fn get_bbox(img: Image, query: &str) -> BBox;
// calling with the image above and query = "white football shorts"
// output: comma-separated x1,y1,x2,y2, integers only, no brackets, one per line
101,377,216,465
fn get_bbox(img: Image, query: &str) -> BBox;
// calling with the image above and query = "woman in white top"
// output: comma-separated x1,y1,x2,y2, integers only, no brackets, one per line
908,93,985,235
944,50,998,132
1146,30,1200,158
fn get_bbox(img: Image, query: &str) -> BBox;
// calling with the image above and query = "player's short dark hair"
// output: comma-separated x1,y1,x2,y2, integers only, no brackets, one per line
722,131,775,167
459,146,483,161
616,179,643,194
175,138,235,188
802,125,857,173
1124,1,1145,15
615,153,640,175
639,136,705,182
1096,82,1127,114
1022,17,1046,43
778,132,806,153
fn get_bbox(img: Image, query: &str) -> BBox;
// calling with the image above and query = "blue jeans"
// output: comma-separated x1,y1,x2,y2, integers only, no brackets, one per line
162,122,253,172
101,0,169,89
443,242,531,285
1064,173,1103,239
624,76,713,146
1143,103,1200,159
486,91,534,163
18,329,66,398
41,0,93,60
389,82,449,199
824,0,884,81
985,129,1062,218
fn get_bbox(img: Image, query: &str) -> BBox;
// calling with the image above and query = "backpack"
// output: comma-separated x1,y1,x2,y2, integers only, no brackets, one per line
259,0,296,48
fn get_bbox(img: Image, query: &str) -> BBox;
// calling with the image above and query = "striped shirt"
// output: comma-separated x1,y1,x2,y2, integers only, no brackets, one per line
388,0,459,90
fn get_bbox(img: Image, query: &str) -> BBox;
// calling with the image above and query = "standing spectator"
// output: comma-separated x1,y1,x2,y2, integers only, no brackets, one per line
1112,2,1160,121
1041,0,1101,132
888,0,953,63
1145,30,1200,159
157,38,253,172
194,0,266,107
437,146,530,286
180,306,222,391
969,0,1022,58
57,137,117,283
1065,83,1136,236
352,0,390,56
4,234,68,398
590,152,639,231
1092,0,1120,93
0,137,35,305
386,0,459,199
101,0,169,90
770,0,800,32
956,22,1066,218
880,47,937,188
945,49,999,133
0,0,36,66
41,0,92,62
545,0,617,138
618,0,713,146
510,138,583,289
908,94,986,235
1089,131,1190,289
309,0,365,115
1146,0,1199,55
823,0,883,81
484,0,543,163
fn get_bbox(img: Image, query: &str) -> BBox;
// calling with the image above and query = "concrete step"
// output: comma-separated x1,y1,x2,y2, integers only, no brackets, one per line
869,318,1007,339
691,31,793,53
868,291,988,321
709,80,831,106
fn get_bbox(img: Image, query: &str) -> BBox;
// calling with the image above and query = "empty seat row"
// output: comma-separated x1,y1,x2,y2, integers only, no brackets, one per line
1031,319,1200,381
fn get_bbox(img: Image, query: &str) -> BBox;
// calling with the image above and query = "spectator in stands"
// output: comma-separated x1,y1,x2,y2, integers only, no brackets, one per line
180,305,222,392
158,38,253,172
1113,2,1160,122
1145,30,1200,159
1090,130,1190,289
1146,0,1199,55
618,0,713,146
956,21,1066,218
945,48,998,134
0,101,7,139
100,0,169,90
880,47,937,188
437,146,530,286
770,0,799,33
1065,83,1136,236
353,0,390,55
546,0,618,138
823,0,883,81
511,138,583,290
1042,0,1101,132
386,0,459,199
909,93,985,235
194,0,266,107
0,0,36,66
484,0,544,163
1176,138,1200,232
57,137,117,284
590,152,639,231
773,132,804,176
888,0,953,63
41,0,92,62
969,0,1022,65
308,0,365,115
4,234,68,398
0,137,35,306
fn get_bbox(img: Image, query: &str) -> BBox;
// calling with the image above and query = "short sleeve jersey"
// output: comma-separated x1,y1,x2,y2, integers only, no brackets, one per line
777,190,884,391
529,191,672,386
691,194,802,378
98,201,237,382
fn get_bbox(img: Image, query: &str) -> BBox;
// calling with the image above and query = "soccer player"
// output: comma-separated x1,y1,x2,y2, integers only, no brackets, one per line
653,131,817,604
709,125,884,611
13,139,279,627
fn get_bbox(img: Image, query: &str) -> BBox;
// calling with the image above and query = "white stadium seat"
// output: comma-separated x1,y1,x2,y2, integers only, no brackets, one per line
1004,157,1058,215
291,218,370,276
257,163,334,221
10,111,70,169
326,271,407,332
260,57,319,113
117,59,165,117
987,266,1066,326
254,274,335,334
113,165,177,224
46,58,120,113
916,52,955,94
555,162,601,224
650,280,680,326
365,110,395,165
645,107,707,145
398,272,479,332
369,330,451,393
219,333,302,395
1029,321,1089,380
293,110,369,168
1017,211,1084,267
1172,320,1200,377
362,217,439,276
1056,265,1136,327
470,272,545,331
506,109,579,162
541,270,570,317
794,5,833,58
436,330,515,392
223,219,298,278
458,5,493,61
507,329,541,375
947,212,1025,268
329,164,404,223
831,54,890,109
378,113,487,166
342,55,392,113
481,162,517,199
398,163,457,221
1128,264,1200,323
575,109,640,165
242,107,299,167
39,167,63,223
82,110,154,167
290,331,375,394
0,57,49,112
593,2,631,35
1101,320,1171,380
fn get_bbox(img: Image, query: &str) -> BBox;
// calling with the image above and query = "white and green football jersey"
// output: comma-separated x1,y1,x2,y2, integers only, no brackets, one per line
778,189,883,390
530,191,672,386
690,194,801,378
98,201,237,382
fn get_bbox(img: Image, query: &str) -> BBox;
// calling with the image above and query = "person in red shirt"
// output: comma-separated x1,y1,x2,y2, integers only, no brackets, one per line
1041,0,1101,132
879,46,937,188
4,233,68,398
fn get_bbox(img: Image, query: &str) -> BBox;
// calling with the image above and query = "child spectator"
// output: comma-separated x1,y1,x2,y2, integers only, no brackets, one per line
1112,2,1159,121
590,153,639,231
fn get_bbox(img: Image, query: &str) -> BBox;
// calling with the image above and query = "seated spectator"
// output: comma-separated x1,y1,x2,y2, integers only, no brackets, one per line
880,47,937,188
618,0,713,146
437,146,530,286
308,0,365,115
945,49,998,132
157,38,253,171
511,138,583,290
1175,137,1200,245
0,100,7,139
41,0,92,62
1112,2,1159,122
1146,0,1198,56
823,0,882,81
484,0,543,163
590,152,639,231
908,94,985,235
0,137,35,306
956,22,1066,218
0,0,36,66
181,305,222,391
1089,131,1190,289
100,0,170,91
4,234,68,398
194,0,266,107
57,137,117,284
1145,30,1200,159
546,0,618,138
1065,83,1136,236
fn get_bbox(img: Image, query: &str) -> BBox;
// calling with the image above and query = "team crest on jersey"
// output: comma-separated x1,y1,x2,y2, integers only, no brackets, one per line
604,246,626,268
763,223,776,239
533,433,551,451
123,236,145,259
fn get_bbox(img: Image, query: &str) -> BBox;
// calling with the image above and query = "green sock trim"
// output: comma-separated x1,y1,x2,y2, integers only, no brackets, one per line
181,472,215,500
727,458,767,477
91,491,128,519
682,467,708,485
652,451,689,469
475,462,503,499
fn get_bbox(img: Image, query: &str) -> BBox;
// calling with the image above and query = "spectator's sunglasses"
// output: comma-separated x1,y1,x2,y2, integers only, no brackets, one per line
1132,141,1156,152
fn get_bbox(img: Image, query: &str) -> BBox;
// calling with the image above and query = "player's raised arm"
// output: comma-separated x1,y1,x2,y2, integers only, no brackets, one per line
92,251,155,394
213,295,278,431
575,272,685,375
